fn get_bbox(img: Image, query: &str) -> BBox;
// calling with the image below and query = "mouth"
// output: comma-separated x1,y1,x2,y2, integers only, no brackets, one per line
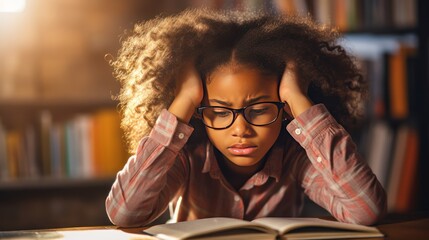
227,144,257,156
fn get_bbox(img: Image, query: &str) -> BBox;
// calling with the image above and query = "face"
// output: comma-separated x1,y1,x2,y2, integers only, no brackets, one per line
203,64,283,168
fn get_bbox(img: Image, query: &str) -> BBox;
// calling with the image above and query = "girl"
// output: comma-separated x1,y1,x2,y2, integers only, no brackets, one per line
105,8,386,227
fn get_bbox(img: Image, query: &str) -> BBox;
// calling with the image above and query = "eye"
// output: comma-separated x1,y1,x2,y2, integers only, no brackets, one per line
205,108,231,118
249,107,268,115
212,110,232,118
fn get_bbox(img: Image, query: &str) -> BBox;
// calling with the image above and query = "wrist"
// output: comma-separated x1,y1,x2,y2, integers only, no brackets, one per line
284,94,313,118
168,95,198,123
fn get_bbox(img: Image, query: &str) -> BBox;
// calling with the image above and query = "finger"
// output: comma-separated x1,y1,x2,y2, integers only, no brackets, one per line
284,60,297,74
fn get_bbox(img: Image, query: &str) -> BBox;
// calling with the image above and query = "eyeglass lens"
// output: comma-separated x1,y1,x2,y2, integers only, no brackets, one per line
201,102,280,129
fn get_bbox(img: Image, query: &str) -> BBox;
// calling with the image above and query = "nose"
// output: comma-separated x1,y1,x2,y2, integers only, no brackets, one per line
231,114,252,137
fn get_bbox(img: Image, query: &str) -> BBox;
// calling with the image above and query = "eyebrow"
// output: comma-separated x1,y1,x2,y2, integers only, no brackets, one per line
208,95,271,106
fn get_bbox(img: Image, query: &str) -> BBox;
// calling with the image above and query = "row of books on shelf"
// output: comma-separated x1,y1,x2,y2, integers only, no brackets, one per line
0,108,128,181
278,0,417,31
187,0,417,31
359,121,419,213
187,0,273,12
342,34,417,120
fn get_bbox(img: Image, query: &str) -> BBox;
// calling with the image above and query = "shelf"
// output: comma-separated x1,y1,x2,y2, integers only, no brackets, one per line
0,99,118,108
0,176,115,191
0,176,114,231
344,27,418,35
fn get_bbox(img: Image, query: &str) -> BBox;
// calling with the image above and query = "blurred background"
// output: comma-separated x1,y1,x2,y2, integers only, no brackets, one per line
0,0,427,230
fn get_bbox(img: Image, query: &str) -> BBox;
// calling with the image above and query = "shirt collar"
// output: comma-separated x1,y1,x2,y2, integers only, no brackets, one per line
202,143,221,179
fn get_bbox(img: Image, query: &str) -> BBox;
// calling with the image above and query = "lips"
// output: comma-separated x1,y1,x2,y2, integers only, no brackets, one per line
227,144,257,156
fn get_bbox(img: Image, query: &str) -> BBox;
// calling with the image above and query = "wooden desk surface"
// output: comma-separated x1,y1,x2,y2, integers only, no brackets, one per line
1,215,428,240
376,217,429,240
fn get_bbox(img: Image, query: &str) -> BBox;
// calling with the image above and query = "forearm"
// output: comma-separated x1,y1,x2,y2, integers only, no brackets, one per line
169,60,203,123
304,147,387,225
286,93,313,119
105,143,182,227
168,95,196,123
288,104,387,225
106,110,193,227
279,61,313,118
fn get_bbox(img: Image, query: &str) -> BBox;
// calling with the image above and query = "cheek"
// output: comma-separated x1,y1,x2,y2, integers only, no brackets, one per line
205,128,224,148
258,120,283,145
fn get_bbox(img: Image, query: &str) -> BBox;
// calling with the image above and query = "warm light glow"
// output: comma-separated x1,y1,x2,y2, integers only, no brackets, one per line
0,0,26,12
58,229,156,240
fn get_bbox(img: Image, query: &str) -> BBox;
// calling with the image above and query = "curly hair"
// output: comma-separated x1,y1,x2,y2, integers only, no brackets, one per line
111,8,367,153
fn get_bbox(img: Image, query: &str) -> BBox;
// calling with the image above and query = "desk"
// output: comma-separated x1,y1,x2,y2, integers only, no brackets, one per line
1,216,428,240
376,217,429,240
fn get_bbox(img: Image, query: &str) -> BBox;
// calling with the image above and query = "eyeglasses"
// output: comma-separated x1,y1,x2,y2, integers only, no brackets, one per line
196,101,285,130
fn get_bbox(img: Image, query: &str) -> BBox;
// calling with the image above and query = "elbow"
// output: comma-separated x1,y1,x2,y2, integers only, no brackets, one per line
105,197,142,227
105,206,148,228
344,190,388,226
107,214,134,228
107,212,162,228
367,190,388,225
364,187,388,225
351,207,386,226
105,196,160,227
108,215,143,228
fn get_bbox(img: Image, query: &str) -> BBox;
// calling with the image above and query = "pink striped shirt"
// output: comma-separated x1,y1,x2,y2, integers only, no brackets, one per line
105,104,386,227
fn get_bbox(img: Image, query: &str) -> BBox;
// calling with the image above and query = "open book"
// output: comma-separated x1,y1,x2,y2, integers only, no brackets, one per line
143,217,384,240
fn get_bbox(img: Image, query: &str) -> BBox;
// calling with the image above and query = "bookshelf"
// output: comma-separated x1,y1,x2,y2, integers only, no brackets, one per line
0,0,187,230
0,0,427,230
342,0,428,214
321,0,425,214
0,177,114,230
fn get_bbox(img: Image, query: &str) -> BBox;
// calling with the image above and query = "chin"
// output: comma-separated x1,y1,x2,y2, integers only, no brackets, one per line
229,156,262,167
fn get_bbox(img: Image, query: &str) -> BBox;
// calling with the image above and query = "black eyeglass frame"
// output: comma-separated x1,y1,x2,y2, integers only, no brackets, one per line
196,101,286,130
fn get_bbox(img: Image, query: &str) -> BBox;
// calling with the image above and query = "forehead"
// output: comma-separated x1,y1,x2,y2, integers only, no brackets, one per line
205,65,279,105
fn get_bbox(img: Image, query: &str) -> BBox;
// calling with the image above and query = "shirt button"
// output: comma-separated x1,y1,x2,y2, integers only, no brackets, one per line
234,195,240,202
316,156,322,163
294,128,302,135
178,133,185,139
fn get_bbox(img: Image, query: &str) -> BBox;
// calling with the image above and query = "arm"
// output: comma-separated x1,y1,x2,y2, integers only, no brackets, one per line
288,105,386,225
168,60,204,123
106,61,203,227
278,62,313,118
105,110,194,227
279,63,387,225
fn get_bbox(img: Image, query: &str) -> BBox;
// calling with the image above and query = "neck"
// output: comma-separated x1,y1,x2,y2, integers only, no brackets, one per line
215,149,265,190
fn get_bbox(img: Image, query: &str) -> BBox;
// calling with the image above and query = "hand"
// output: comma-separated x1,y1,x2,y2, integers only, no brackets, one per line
168,60,203,123
279,62,313,118
175,61,204,108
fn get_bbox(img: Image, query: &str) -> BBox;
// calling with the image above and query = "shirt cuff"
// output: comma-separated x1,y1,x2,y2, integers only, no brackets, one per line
286,104,340,149
149,109,194,152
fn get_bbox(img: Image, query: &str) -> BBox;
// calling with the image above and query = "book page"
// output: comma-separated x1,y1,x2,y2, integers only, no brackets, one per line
252,218,382,236
144,217,277,240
